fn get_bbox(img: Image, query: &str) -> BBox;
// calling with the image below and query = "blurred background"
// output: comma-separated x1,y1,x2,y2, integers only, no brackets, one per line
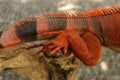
0,0,120,80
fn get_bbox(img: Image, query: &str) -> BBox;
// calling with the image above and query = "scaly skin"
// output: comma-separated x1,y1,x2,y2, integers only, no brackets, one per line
0,6,120,66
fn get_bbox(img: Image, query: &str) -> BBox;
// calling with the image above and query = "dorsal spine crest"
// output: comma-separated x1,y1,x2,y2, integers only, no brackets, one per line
84,6,120,17
44,6,120,18
23,6,120,21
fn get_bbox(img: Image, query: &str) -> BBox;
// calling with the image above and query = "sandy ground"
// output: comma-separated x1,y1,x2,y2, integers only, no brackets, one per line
0,0,120,80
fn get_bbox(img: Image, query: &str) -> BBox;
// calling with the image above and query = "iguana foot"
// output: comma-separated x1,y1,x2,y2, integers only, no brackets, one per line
27,32,69,55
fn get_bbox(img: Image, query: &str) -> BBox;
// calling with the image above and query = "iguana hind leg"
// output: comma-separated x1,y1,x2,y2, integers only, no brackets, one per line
68,31,102,66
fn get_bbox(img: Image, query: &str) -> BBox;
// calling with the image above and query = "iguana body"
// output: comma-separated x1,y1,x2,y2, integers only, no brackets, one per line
0,6,120,66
